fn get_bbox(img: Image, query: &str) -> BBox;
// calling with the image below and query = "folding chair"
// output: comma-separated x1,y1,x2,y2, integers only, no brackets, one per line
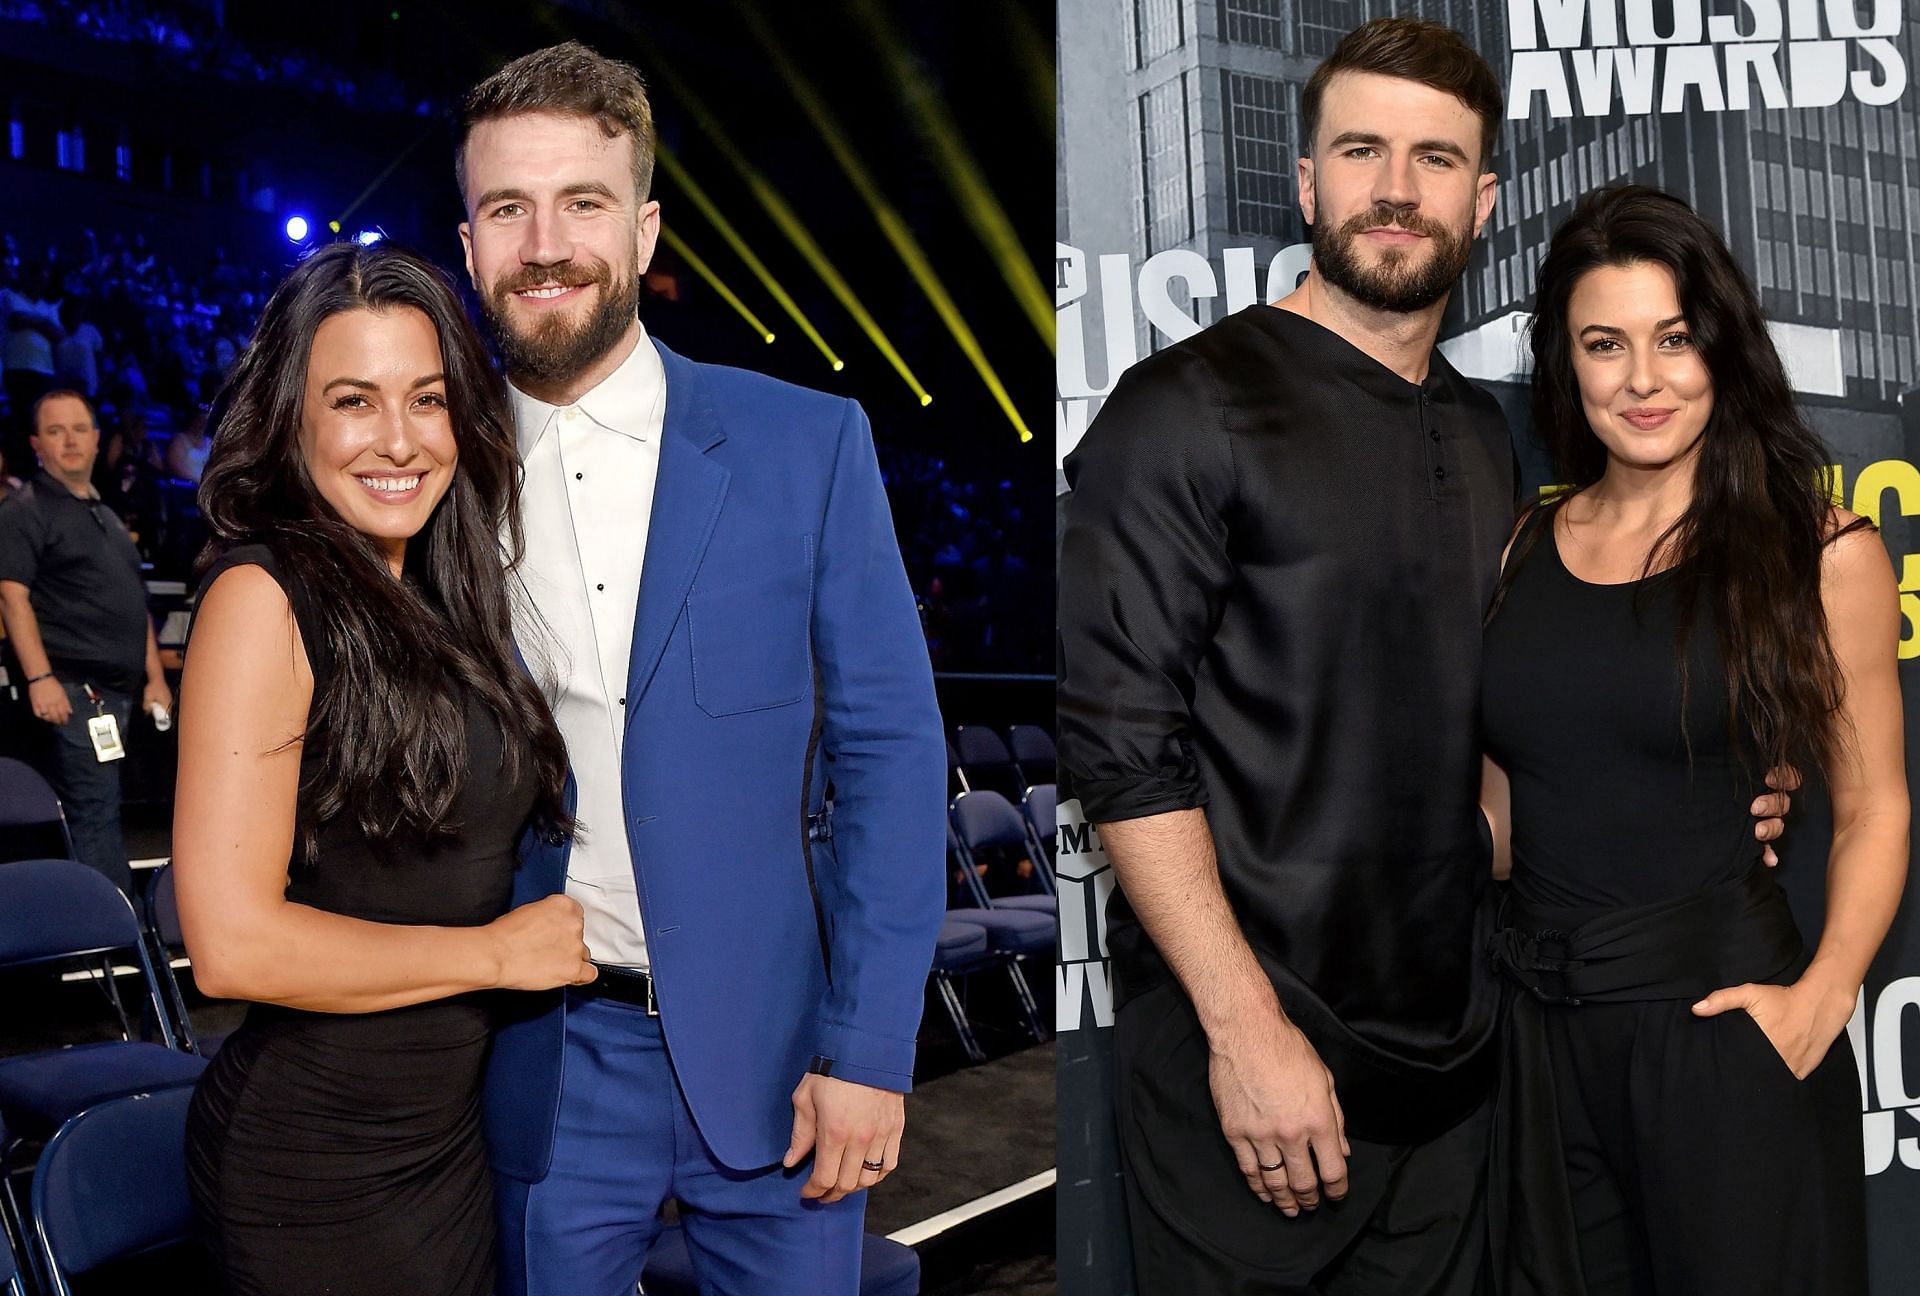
0,1120,22,1296
1021,783,1057,867
951,791,1056,902
929,915,996,1064
944,826,1050,1045
0,860,206,1258
641,1223,919,1296
1007,724,1056,789
951,726,1024,803
946,740,970,798
0,759,75,864
30,1086,201,1296
141,864,220,1056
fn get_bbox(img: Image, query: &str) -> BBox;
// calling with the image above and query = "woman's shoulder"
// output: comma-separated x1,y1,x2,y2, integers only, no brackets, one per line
197,541,290,604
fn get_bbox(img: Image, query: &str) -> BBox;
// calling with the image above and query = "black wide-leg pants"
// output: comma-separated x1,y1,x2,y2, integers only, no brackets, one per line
1541,997,1865,1296
1114,980,1490,1296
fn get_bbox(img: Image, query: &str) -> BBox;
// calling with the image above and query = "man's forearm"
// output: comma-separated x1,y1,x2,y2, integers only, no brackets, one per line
1100,807,1286,1044
144,616,165,687
0,583,53,678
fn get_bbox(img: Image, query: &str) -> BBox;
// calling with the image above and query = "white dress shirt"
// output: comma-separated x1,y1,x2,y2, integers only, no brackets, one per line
509,326,666,969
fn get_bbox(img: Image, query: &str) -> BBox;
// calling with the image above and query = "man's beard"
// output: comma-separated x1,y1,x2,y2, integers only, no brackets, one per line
480,260,641,390
1311,204,1473,313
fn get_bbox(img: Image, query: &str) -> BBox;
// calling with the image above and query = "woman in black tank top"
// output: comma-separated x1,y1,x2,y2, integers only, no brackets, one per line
1479,187,1906,1296
174,242,595,1295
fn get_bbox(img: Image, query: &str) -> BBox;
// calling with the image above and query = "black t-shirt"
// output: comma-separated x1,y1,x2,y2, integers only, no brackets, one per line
0,469,150,693
1058,305,1517,1144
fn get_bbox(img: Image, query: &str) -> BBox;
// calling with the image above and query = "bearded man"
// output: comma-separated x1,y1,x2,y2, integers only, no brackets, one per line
1061,18,1532,1294
455,42,946,1296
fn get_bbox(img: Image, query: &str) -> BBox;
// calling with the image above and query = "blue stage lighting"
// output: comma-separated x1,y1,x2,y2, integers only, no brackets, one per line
354,230,384,246
284,215,309,242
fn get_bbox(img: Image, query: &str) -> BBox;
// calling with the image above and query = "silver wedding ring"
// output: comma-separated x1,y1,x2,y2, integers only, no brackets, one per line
862,1159,885,1172
1258,1159,1284,1172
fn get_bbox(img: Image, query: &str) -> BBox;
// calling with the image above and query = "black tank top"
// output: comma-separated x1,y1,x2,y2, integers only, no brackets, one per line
1481,504,1764,910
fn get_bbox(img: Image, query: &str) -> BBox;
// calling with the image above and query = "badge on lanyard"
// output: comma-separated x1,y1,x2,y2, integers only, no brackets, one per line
83,684,125,763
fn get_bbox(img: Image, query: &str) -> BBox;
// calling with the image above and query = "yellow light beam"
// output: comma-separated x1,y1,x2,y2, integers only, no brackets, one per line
654,144,843,371
847,0,1052,347
740,5,1029,441
630,49,929,403
658,226,776,345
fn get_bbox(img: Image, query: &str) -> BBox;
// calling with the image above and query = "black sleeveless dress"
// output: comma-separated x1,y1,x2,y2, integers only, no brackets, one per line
183,544,533,1296
1479,504,1864,1296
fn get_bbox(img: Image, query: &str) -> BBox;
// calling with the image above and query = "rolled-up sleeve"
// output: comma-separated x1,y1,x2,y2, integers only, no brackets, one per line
1057,348,1237,825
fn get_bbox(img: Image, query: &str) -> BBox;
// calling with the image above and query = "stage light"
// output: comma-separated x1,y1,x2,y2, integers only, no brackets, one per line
743,9,1030,441
654,147,843,373
328,220,341,233
355,230,384,246
284,215,309,242
657,226,779,348
851,0,1051,348
649,86,926,403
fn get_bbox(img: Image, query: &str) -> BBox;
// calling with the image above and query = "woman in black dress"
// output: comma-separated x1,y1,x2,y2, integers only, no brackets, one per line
174,241,596,1296
1479,186,1906,1295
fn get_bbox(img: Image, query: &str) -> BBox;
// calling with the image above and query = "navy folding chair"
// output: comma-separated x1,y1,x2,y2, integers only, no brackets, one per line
951,726,1023,802
1007,724,1056,789
30,1086,201,1296
0,758,75,864
944,825,1049,1044
0,1119,21,1296
642,1223,919,1296
141,864,219,1056
946,740,970,798
0,860,206,1256
1022,783,1057,867
929,915,995,1064
951,790,1056,902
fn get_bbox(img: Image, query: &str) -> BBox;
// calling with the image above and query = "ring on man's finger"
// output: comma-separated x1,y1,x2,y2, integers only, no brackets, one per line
862,1159,885,1172
1258,1160,1283,1172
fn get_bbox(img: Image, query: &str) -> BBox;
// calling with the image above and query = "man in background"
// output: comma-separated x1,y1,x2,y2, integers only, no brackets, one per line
0,389,170,892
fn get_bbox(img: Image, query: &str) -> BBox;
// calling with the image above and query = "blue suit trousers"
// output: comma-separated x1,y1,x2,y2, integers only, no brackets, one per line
496,991,866,1296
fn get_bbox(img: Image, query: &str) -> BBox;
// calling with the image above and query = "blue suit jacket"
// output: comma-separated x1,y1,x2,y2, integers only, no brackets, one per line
484,339,947,1176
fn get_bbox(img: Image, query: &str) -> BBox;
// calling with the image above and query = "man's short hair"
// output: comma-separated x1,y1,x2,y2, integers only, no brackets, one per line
455,41,655,204
1302,18,1503,168
30,388,97,434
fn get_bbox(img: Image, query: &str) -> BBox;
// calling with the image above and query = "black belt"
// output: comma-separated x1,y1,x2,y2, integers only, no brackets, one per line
1487,865,1806,1296
582,962,658,1016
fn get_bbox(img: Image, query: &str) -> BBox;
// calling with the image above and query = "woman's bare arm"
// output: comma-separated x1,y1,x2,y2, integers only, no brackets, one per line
172,564,592,1013
1798,521,1908,1011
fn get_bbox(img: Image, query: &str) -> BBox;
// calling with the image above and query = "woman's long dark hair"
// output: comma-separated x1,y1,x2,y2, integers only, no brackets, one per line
199,240,571,850
1509,184,1867,775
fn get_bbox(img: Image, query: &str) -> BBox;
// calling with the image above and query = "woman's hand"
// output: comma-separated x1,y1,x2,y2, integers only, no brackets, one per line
487,894,598,991
1691,978,1857,1079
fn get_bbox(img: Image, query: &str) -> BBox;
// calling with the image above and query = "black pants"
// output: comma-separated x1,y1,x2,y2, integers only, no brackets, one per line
1115,981,1488,1295
1543,998,1865,1296
40,679,134,894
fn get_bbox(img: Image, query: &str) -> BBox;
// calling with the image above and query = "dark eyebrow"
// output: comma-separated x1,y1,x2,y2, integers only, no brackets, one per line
323,373,447,393
1324,131,1470,162
1578,315,1687,337
475,181,619,210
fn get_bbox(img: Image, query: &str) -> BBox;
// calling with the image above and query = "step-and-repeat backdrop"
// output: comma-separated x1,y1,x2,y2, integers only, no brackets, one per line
1057,1,1920,1291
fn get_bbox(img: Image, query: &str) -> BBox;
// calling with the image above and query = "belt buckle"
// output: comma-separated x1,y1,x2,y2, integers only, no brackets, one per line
645,972,658,1017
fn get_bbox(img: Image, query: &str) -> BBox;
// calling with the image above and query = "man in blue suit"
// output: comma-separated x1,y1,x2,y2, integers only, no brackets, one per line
454,42,947,1295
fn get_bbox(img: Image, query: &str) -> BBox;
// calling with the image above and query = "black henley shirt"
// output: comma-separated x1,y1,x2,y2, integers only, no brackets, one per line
1058,305,1516,1144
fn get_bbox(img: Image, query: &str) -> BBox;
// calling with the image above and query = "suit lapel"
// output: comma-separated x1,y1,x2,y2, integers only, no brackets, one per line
626,341,728,720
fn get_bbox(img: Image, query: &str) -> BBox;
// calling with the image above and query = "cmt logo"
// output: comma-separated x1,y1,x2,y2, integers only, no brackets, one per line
1054,797,1117,1033
1848,976,1920,1174
1826,459,1920,659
